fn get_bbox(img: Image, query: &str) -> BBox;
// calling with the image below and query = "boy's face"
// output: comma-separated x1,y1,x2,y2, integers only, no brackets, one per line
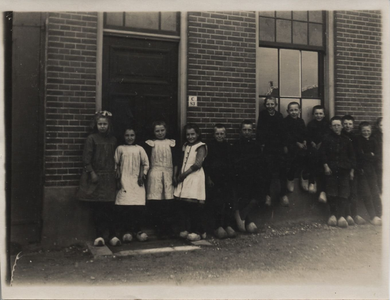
361,126,372,139
331,120,343,135
342,119,354,133
265,99,276,114
124,129,136,145
154,125,167,140
313,109,325,121
97,118,109,133
214,128,226,142
378,121,383,133
287,104,300,119
241,124,253,139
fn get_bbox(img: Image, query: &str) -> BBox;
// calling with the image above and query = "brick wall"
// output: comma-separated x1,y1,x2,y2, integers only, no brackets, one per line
334,11,382,124
187,12,257,139
45,12,97,186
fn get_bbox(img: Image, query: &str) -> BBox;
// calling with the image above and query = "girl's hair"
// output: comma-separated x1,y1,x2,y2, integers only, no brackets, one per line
184,123,202,141
124,127,136,134
152,121,167,131
91,111,114,136
122,128,137,144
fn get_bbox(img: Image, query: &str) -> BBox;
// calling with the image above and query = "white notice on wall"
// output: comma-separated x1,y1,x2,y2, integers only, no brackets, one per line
188,96,197,107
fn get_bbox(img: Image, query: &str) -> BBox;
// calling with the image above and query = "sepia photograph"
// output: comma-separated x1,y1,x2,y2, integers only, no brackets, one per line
1,0,389,299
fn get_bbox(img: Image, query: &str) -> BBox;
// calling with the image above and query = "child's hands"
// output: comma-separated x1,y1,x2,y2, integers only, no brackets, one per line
178,173,186,183
324,165,332,176
115,168,121,179
303,140,307,149
90,171,99,183
311,142,317,148
284,146,288,154
137,176,144,187
349,169,354,180
316,142,322,150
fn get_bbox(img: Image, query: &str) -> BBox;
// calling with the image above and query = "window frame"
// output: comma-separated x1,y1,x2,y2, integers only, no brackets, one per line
258,11,326,52
103,12,180,37
258,46,325,117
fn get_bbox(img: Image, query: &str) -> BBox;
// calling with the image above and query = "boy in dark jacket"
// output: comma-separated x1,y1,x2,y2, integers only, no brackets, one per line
356,122,382,226
341,115,366,225
256,96,289,206
232,120,263,233
204,124,237,239
306,105,331,199
321,116,356,228
283,102,307,195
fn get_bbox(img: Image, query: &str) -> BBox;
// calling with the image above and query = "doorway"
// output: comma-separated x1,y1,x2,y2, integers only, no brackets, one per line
103,36,179,144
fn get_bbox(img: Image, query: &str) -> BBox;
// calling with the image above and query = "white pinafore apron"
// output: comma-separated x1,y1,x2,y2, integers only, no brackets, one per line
174,142,206,202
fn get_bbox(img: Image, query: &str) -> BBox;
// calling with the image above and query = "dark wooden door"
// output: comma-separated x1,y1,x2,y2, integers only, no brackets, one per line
103,36,178,144
11,13,45,245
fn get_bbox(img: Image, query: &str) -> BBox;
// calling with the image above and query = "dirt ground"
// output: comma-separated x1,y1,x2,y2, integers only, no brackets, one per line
9,222,385,289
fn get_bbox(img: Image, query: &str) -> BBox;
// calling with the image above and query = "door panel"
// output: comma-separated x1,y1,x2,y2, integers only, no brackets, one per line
103,36,178,143
11,13,45,244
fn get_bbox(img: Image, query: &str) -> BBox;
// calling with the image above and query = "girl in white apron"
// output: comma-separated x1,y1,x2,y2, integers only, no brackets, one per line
174,123,207,241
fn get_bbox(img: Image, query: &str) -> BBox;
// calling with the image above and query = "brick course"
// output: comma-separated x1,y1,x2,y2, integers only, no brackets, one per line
187,11,257,139
334,11,382,125
45,12,97,186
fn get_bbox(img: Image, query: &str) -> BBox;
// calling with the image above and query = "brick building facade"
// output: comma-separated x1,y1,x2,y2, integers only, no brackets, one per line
334,11,382,124
187,12,257,137
9,10,383,246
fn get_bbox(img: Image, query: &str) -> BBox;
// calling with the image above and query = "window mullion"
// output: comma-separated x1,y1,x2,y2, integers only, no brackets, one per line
278,49,281,112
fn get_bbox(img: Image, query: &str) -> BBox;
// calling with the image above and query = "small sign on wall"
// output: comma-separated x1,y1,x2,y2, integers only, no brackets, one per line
188,96,197,107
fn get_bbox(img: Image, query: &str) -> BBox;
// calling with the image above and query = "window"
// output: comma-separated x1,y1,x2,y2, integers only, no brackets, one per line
257,11,325,124
259,11,325,50
104,12,180,36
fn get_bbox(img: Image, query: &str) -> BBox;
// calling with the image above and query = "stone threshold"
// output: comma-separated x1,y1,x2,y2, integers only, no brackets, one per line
87,240,212,259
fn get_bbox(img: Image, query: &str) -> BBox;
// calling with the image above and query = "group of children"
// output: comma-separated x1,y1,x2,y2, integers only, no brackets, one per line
77,101,383,247
255,97,383,228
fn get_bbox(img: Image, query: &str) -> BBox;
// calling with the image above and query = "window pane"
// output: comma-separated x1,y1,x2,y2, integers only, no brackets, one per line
309,11,323,23
293,11,307,21
276,11,291,19
280,49,300,97
161,12,178,32
309,23,323,46
258,48,278,96
302,99,321,125
106,12,123,27
279,98,297,117
259,11,275,17
302,51,319,98
293,21,307,45
125,12,159,30
276,20,291,43
259,17,275,42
